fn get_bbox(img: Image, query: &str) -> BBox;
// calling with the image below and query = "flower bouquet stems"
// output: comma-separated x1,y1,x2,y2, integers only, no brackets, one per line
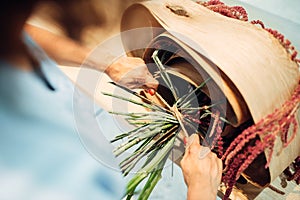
104,49,226,199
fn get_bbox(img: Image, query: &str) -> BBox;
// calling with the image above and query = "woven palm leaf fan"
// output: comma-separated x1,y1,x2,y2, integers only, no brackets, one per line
105,0,300,199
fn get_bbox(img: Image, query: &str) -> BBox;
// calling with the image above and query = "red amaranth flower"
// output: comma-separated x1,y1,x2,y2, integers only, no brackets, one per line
196,1,300,199
251,20,300,64
198,2,248,21
199,0,300,65
221,83,300,200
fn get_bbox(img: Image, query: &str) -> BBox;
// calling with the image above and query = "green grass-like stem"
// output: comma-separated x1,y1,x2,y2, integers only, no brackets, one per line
102,92,160,111
152,50,179,101
176,77,211,107
109,81,171,113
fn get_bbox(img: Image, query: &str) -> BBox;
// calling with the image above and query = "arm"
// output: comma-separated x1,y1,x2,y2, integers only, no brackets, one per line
24,24,89,67
24,24,158,90
180,134,222,200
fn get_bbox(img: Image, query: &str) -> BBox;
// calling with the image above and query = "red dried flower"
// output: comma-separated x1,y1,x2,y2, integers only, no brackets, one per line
196,1,300,199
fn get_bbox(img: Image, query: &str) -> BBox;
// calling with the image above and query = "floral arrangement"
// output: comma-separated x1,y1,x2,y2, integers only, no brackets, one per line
105,0,300,199
197,0,300,199
104,49,227,199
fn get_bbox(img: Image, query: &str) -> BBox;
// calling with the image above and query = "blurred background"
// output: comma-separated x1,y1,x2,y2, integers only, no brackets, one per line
28,0,300,49
28,0,143,48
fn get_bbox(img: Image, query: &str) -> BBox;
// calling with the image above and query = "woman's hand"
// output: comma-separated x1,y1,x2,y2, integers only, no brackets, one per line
105,56,158,91
180,134,222,200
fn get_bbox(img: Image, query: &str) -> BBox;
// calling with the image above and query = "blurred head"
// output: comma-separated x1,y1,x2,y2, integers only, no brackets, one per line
0,0,66,55
0,0,66,30
2,0,40,14
0,1,39,33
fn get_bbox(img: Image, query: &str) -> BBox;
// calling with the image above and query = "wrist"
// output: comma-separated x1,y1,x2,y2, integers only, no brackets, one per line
83,49,120,73
104,62,114,75
187,183,217,200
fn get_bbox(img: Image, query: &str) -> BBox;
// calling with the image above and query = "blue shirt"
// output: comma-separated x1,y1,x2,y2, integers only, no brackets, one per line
0,33,126,200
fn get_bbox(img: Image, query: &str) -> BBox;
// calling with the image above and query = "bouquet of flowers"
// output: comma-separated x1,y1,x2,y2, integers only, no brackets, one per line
105,0,300,199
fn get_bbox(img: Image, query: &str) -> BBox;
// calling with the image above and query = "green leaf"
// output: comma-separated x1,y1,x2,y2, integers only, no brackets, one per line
102,92,158,111
176,77,211,107
126,172,149,197
109,81,169,113
137,158,167,200
152,50,179,101
113,138,143,157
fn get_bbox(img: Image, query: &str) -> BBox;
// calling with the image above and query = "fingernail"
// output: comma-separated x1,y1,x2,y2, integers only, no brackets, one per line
183,136,188,146
145,88,155,96
148,89,155,96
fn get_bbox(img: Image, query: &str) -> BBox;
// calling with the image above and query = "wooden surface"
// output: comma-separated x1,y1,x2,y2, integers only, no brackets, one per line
121,0,300,123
